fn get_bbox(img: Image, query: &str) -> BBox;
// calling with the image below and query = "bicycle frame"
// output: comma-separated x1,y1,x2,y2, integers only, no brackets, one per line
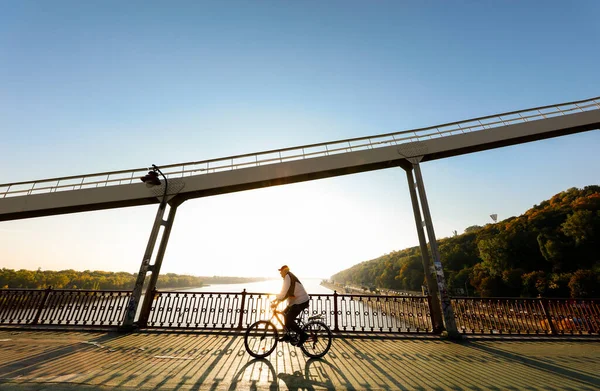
269,308,324,337
268,309,297,339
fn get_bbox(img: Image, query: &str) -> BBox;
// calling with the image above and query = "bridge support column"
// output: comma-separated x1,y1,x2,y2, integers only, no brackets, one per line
405,168,444,333
137,203,180,328
121,200,180,330
404,158,459,338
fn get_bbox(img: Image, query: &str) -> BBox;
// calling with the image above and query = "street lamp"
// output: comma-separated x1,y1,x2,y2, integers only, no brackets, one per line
140,164,168,206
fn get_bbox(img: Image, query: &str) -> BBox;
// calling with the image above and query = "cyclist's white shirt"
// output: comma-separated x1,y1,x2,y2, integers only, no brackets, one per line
276,274,309,305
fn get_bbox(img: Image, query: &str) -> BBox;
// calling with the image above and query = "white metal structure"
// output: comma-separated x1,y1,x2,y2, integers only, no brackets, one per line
2,96,599,221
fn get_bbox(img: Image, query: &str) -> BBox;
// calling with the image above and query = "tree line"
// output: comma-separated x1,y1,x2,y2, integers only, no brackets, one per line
0,269,266,290
331,186,600,298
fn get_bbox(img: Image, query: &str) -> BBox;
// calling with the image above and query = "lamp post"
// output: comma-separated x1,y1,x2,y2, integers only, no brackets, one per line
122,164,176,329
142,164,168,205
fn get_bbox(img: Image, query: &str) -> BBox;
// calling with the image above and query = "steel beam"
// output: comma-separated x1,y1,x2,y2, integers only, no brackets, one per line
121,201,167,328
404,167,444,333
137,203,179,328
408,158,459,337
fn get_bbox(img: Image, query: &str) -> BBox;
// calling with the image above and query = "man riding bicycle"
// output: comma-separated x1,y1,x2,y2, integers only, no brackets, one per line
271,265,310,346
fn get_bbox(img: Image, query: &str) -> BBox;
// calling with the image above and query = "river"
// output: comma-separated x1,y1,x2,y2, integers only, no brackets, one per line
177,278,333,295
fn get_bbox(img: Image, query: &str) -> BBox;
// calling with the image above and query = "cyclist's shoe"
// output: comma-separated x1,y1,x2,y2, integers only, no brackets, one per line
294,333,309,346
280,334,292,343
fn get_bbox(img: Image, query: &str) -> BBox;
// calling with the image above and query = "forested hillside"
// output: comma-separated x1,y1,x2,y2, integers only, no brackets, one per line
0,269,204,290
331,186,600,298
0,269,266,290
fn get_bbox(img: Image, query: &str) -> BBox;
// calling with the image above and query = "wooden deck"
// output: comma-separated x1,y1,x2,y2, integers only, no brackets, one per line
0,329,598,390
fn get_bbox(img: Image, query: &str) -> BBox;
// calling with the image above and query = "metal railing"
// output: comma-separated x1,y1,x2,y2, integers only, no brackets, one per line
2,288,599,335
2,96,599,199
0,288,132,327
452,297,600,335
330,293,433,333
145,290,434,333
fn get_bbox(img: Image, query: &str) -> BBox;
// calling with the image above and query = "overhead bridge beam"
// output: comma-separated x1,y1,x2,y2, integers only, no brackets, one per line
1,102,599,222
420,109,600,161
0,150,410,221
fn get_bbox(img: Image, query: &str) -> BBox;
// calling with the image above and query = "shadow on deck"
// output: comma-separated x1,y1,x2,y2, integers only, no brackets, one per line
0,329,598,390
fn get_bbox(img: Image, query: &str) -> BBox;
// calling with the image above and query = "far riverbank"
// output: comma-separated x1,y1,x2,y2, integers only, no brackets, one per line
178,278,333,295
320,280,422,296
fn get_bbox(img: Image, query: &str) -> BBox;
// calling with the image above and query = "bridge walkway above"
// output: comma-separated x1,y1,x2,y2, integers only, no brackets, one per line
1,96,599,221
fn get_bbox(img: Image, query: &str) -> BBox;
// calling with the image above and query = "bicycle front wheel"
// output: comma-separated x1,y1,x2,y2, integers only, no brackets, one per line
300,321,332,358
244,320,279,358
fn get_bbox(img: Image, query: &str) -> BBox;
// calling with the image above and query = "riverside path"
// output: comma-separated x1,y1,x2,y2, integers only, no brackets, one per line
0,329,598,391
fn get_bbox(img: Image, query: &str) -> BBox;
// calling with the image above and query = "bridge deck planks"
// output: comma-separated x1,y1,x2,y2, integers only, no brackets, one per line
0,330,598,390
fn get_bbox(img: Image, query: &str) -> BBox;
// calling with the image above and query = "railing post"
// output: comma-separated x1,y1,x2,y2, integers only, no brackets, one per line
237,289,247,330
333,290,339,332
31,286,52,325
540,297,557,335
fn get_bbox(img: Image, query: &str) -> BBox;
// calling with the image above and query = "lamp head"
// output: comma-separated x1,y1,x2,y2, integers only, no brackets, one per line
140,170,161,187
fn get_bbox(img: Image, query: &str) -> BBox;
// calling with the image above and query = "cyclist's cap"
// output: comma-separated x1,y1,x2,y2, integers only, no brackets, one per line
278,265,289,271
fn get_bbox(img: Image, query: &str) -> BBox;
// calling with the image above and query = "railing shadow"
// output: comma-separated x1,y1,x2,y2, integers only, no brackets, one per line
0,330,244,390
458,340,600,389
336,336,600,390
0,330,143,391
0,331,125,374
1,330,598,390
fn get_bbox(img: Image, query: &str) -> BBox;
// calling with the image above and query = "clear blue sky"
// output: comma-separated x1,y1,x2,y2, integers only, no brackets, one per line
1,1,599,279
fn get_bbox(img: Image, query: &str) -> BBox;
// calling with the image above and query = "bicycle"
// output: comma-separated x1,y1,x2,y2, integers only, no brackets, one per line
244,305,332,359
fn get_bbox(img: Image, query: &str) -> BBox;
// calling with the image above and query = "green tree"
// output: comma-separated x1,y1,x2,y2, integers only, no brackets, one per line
447,267,473,296
464,225,483,234
568,269,599,298
330,185,599,298
562,210,596,245
521,271,547,297
477,236,510,276
546,272,572,297
501,269,525,297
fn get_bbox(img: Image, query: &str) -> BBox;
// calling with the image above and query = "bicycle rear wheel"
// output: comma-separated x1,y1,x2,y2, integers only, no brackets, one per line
244,320,279,358
299,321,332,358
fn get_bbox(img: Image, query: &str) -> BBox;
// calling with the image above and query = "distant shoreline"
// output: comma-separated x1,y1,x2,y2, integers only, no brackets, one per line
319,280,340,292
319,281,420,296
159,286,202,291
